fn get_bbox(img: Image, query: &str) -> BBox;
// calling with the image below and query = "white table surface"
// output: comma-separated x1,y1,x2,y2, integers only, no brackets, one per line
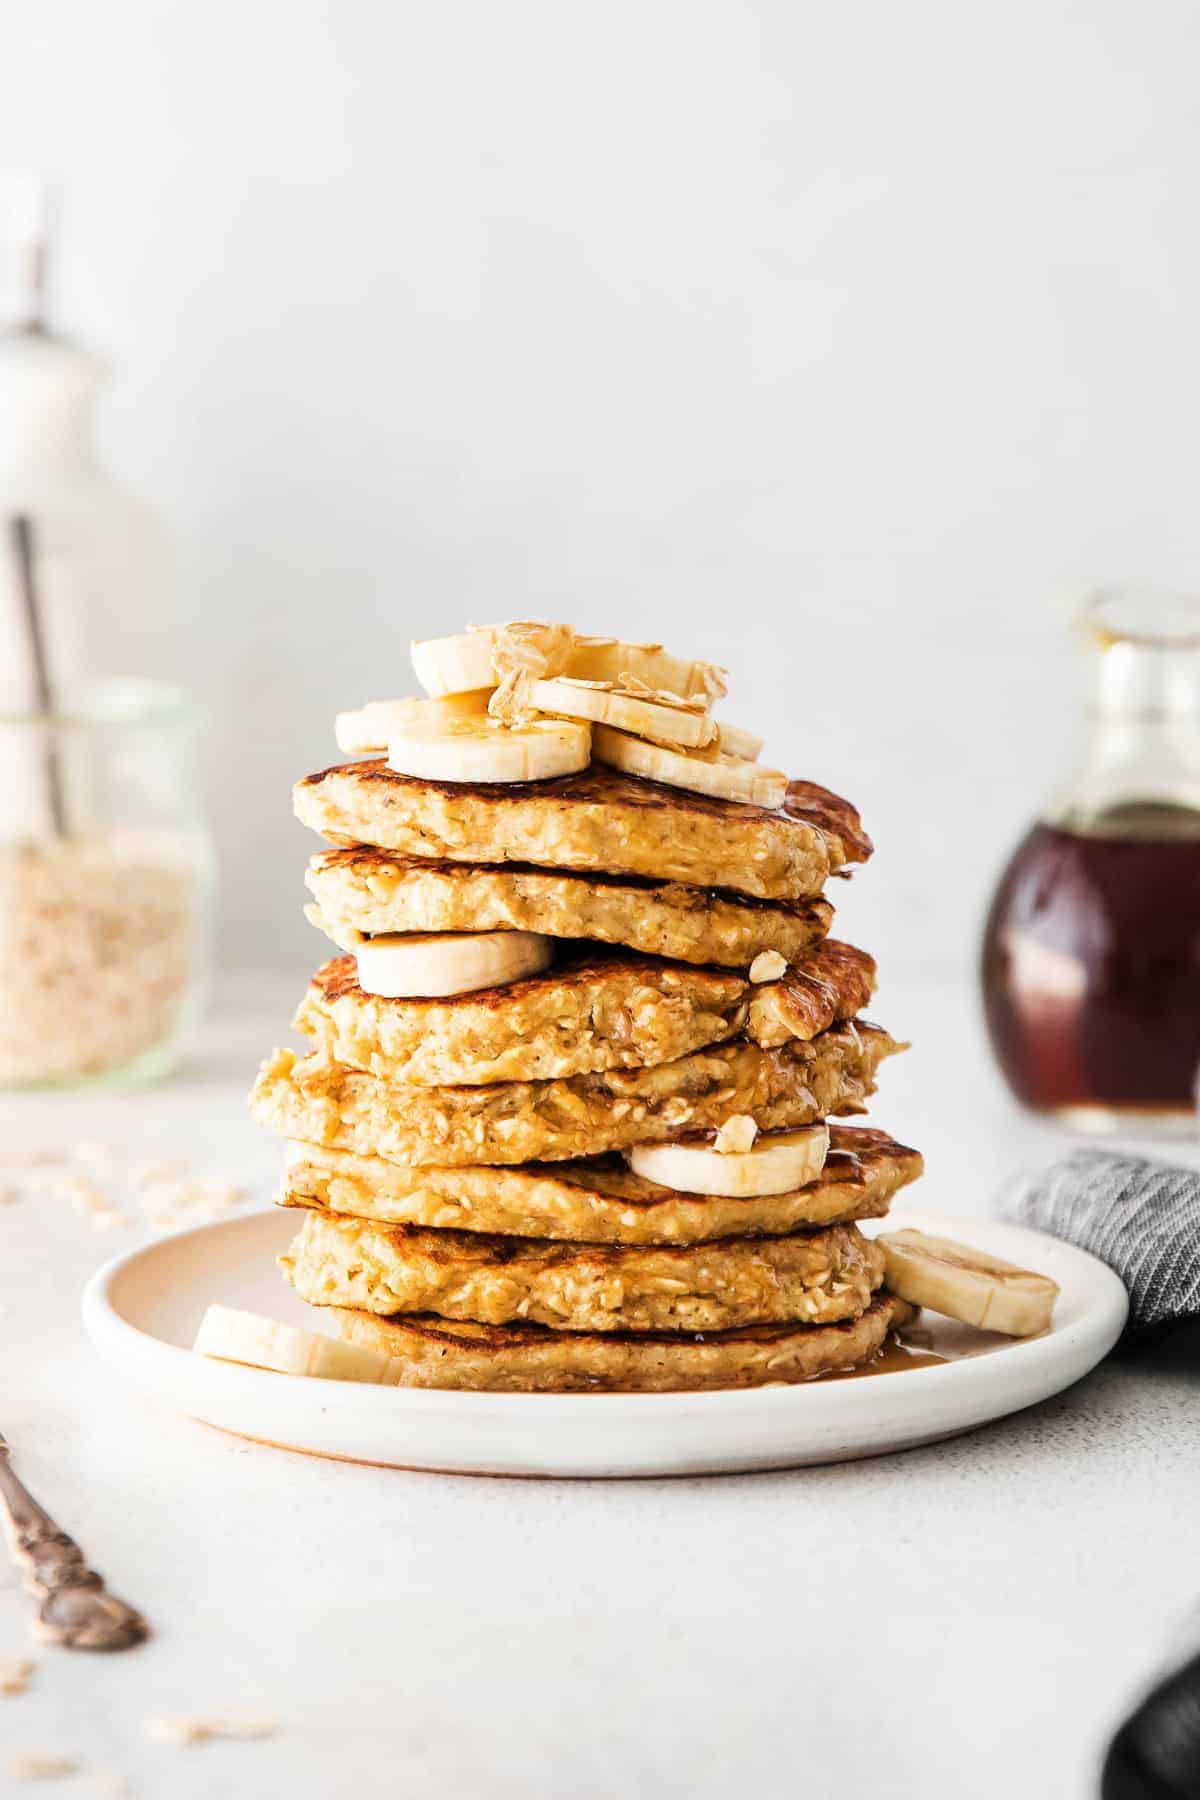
2,972,1196,1800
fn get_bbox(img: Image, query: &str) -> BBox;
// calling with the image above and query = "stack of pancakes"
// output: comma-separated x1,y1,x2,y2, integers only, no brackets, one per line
250,658,923,1392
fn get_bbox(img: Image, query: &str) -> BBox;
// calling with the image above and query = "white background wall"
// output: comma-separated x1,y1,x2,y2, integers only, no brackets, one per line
7,0,1200,986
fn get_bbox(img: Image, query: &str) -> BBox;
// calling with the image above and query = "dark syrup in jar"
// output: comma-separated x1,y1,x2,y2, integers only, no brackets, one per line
981,801,1200,1118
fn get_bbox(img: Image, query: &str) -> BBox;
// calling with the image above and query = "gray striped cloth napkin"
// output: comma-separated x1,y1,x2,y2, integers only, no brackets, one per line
1005,1149,1200,1343
1009,1150,1200,1796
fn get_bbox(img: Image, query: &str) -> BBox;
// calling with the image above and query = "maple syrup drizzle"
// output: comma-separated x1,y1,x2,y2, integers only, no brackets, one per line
818,1332,949,1381
816,1315,1017,1382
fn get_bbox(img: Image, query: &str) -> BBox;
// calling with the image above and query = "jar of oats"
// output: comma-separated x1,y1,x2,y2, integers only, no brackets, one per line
0,681,214,1086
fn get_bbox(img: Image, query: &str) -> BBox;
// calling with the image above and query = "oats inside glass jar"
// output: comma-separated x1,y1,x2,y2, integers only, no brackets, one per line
0,834,201,1086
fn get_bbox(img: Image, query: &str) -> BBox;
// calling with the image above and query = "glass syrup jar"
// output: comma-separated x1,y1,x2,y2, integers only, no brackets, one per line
981,588,1200,1132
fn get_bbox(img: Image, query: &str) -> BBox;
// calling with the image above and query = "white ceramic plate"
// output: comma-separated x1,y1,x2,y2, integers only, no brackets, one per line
82,1207,1127,1479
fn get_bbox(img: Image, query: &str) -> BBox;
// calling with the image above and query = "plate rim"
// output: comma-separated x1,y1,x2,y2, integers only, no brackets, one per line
82,1203,1129,1419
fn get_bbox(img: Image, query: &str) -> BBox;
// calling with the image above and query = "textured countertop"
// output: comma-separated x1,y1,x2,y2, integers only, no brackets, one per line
1,973,1195,1800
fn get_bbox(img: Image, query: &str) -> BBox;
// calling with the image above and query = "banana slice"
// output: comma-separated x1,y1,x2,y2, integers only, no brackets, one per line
566,637,728,703
410,622,728,706
411,628,504,697
194,1304,401,1383
627,1124,829,1197
387,715,590,784
410,621,576,698
593,725,788,809
878,1230,1060,1337
715,720,764,761
356,929,552,998
527,677,718,750
335,691,491,755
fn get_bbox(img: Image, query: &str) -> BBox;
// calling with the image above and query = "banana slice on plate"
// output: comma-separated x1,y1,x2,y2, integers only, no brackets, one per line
387,715,591,784
878,1230,1060,1337
194,1305,400,1383
593,725,788,809
627,1123,829,1197
335,691,491,756
356,929,552,998
527,677,718,750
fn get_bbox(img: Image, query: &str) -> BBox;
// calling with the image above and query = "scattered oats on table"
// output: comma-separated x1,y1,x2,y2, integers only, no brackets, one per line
8,1753,79,1780
0,1658,35,1696
0,1143,249,1237
88,1210,130,1231
72,1141,123,1176
143,1711,279,1747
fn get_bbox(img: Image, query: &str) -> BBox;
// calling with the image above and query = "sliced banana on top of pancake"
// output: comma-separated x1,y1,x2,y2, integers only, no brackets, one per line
386,714,591,784
627,1123,830,1197
563,635,728,703
335,690,491,756
877,1230,1059,1337
525,676,718,750
715,720,764,761
337,688,759,766
412,621,578,699
593,724,788,809
411,627,507,698
410,622,727,706
194,1304,401,1383
356,930,553,998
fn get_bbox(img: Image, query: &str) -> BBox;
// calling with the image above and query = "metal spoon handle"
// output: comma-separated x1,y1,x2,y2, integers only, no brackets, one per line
0,1439,147,1650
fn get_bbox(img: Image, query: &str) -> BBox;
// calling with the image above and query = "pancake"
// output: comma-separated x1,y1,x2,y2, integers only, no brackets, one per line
280,1210,885,1333
280,1125,923,1244
292,941,876,1086
251,1019,903,1167
293,762,870,901
304,847,834,969
325,1291,916,1391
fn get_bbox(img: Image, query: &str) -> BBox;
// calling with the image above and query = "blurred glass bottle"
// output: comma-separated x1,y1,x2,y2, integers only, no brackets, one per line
0,175,172,707
982,589,1200,1132
0,177,212,1085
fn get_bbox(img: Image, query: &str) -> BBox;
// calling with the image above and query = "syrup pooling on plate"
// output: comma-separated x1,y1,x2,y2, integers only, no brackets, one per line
819,1335,948,1381
817,1314,1018,1381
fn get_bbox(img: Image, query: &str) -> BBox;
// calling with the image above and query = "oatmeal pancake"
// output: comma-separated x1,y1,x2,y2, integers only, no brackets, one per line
304,846,834,968
280,1125,923,1244
250,1019,903,1167
280,1209,885,1333
292,940,875,1085
325,1291,916,1392
293,762,870,901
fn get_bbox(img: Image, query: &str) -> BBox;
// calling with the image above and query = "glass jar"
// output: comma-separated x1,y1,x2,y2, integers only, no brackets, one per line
0,680,214,1087
0,180,175,710
981,589,1200,1132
